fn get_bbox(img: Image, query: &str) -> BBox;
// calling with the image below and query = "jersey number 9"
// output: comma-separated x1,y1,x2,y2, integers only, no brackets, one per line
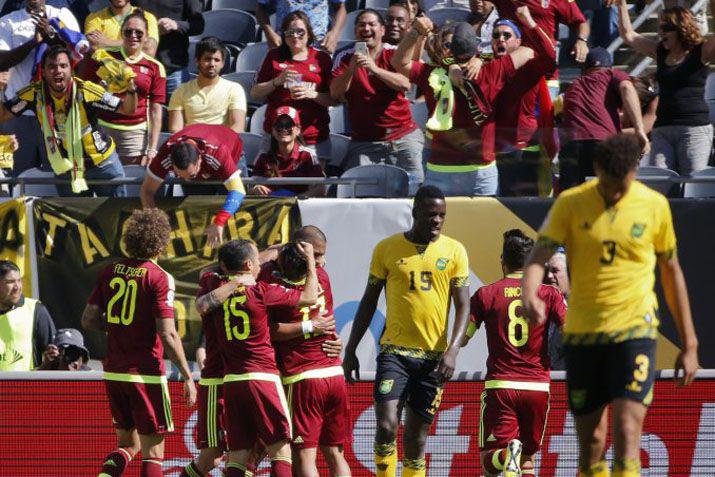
507,299,529,347
107,277,138,326
224,295,250,341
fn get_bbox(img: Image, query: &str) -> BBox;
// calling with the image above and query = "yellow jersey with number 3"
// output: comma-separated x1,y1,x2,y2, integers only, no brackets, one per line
369,233,470,355
539,180,676,344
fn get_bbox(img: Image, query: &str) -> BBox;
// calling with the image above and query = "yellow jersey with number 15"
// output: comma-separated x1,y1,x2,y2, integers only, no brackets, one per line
538,180,676,344
369,233,470,357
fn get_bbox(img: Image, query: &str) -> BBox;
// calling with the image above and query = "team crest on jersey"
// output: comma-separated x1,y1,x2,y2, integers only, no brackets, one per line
541,0,549,7
435,257,449,270
309,64,317,72
278,63,288,69
379,379,394,394
570,389,587,410
631,223,646,238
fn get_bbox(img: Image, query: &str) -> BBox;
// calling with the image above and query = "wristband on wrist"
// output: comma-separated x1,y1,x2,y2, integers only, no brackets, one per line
214,210,231,226
301,320,314,335
577,36,588,43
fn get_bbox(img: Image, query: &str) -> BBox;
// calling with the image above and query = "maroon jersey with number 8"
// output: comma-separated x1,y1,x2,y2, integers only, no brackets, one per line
469,274,567,383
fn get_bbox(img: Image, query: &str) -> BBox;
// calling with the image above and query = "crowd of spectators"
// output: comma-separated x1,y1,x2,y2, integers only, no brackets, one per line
0,0,713,198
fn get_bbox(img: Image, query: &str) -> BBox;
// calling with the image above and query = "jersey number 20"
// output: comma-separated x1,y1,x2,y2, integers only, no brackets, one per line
507,299,529,347
107,277,138,326
224,295,250,341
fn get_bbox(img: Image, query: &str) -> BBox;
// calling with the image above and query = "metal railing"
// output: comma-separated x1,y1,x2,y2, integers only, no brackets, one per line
607,0,664,55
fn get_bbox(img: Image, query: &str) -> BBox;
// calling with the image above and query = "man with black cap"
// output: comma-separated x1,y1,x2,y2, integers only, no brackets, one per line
140,123,246,248
36,328,91,370
391,7,546,196
559,46,648,190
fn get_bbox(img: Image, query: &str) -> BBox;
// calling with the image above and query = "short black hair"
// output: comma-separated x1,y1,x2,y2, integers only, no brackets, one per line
593,134,641,180
170,142,199,170
0,260,19,279
502,229,534,271
413,185,445,208
278,242,308,281
218,239,256,273
41,45,72,69
292,225,327,246
195,36,227,62
356,8,385,25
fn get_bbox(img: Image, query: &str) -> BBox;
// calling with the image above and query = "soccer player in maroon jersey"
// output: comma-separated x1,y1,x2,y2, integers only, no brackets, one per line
463,229,566,477
82,209,197,477
196,239,319,477
259,226,352,477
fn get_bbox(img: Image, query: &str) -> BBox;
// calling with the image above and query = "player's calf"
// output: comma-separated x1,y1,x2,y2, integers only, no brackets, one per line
181,447,224,477
480,439,522,477
98,446,137,477
267,440,292,477
321,445,352,477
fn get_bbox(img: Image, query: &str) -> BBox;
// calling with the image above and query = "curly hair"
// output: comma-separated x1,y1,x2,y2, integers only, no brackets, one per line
593,134,641,180
661,7,703,50
123,209,171,259
424,23,456,66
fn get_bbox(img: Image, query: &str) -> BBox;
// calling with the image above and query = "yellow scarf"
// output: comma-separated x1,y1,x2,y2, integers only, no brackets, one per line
426,67,454,131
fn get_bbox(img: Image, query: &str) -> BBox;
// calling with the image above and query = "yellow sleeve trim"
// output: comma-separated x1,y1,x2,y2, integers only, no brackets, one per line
485,380,550,392
466,321,478,338
281,365,344,385
103,371,167,384
223,372,282,383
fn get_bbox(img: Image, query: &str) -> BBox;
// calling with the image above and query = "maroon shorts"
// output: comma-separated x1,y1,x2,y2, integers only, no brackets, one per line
224,376,292,450
479,387,550,455
285,374,352,449
104,378,173,435
197,382,226,449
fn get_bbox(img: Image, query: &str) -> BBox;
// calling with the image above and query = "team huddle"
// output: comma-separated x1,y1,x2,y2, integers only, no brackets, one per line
83,135,699,477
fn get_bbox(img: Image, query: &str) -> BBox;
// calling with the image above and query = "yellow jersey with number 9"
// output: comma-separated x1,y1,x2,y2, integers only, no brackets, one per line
369,233,470,355
538,180,676,344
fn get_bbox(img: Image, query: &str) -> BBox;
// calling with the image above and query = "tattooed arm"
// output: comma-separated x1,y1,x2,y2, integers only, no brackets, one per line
195,275,256,316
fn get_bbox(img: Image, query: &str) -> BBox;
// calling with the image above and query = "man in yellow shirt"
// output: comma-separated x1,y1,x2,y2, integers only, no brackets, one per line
522,134,699,477
85,0,159,56
343,185,471,477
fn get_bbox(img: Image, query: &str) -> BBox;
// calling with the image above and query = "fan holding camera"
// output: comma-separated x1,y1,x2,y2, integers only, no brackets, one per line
37,328,91,371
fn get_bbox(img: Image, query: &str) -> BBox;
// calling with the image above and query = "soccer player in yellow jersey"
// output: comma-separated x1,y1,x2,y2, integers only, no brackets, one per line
343,185,471,477
522,134,699,477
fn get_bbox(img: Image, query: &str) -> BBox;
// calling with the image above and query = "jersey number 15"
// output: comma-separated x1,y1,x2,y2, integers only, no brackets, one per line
224,295,250,341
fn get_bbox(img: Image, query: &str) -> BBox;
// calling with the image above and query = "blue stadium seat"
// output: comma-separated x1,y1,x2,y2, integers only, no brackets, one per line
223,71,262,107
337,164,410,198
191,9,258,47
249,104,268,134
426,7,471,28
210,0,256,11
235,42,269,72
636,166,681,197
340,9,387,40
239,132,264,168
327,133,350,174
12,167,58,198
684,167,715,198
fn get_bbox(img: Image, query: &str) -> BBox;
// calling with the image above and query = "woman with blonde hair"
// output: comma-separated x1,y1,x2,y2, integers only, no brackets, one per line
618,1,715,175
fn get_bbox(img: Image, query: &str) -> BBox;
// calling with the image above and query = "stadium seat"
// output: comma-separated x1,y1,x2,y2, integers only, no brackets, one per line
122,165,147,197
636,166,681,197
337,164,410,198
12,167,58,198
365,0,390,8
327,133,350,174
329,105,348,135
191,9,258,47
336,40,354,53
410,101,429,130
705,72,715,124
341,9,387,40
683,167,715,198
249,104,268,134
426,7,471,28
421,0,445,11
239,132,263,168
158,131,172,148
210,0,256,11
223,71,263,107
235,42,269,72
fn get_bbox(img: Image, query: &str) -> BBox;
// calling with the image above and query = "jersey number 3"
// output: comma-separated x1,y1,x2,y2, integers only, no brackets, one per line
507,299,529,347
224,295,250,341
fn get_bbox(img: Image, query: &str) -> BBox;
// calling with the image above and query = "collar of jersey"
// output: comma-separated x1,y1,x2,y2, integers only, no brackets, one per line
506,272,524,279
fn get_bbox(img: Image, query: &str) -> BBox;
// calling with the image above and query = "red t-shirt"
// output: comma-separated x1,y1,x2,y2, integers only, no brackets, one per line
562,68,629,142
256,47,332,144
147,124,242,183
88,258,175,377
410,56,515,164
215,281,301,375
84,49,166,127
332,44,417,141
257,261,340,376
470,275,567,383
252,144,324,195
196,268,227,380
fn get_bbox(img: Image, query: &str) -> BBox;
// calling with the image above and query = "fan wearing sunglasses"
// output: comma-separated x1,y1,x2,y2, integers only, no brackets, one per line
84,0,159,56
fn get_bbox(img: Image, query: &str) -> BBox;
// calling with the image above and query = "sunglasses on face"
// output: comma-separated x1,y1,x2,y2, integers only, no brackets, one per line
285,28,306,38
659,23,677,32
123,28,144,39
492,31,513,40
273,120,295,131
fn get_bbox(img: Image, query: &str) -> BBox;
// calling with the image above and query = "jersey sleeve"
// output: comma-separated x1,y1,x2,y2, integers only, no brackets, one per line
654,196,677,255
409,61,430,90
256,52,275,83
151,269,176,320
84,11,101,34
149,65,167,105
167,84,185,111
4,94,33,117
451,241,470,288
82,81,122,112
252,153,270,177
368,240,387,283
555,0,587,27
331,51,351,78
145,11,160,42
317,51,333,93
546,286,567,328
538,195,571,247
467,288,486,338
147,143,171,180
262,282,302,308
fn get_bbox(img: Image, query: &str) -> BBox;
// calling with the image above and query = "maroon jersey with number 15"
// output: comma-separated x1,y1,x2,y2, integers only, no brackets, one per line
469,273,567,383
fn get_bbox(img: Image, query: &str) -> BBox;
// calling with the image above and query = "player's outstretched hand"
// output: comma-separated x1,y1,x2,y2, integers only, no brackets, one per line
313,310,336,335
322,335,343,358
523,293,547,325
183,378,197,408
515,5,536,29
342,352,360,384
436,347,457,382
204,223,224,249
674,348,698,386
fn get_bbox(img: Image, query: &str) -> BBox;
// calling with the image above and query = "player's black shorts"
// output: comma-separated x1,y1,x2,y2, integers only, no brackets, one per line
564,338,656,415
374,352,444,423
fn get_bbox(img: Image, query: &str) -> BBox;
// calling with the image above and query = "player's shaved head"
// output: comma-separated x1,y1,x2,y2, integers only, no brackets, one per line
502,229,534,272
219,239,257,273
293,225,327,246
278,242,308,281
123,209,171,259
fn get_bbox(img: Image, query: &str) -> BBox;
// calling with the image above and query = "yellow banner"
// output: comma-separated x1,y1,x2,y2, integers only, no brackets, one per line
0,199,31,295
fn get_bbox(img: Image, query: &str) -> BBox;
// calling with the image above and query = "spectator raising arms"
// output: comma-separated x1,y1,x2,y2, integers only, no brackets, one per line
86,10,166,166
84,0,159,56
253,11,336,162
618,0,715,176
468,0,499,56
169,37,247,134
251,106,326,197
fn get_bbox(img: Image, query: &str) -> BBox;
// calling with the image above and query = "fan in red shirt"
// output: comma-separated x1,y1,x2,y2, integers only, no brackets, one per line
462,229,566,476
331,9,424,182
197,239,320,477
252,11,335,160
258,226,352,477
140,124,246,249
251,106,326,197
82,209,196,477
391,11,541,196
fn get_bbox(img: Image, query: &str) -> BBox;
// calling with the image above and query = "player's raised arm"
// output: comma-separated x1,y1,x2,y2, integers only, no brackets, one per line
270,311,336,341
522,238,560,325
156,317,197,407
343,276,385,383
195,274,256,316
296,241,319,306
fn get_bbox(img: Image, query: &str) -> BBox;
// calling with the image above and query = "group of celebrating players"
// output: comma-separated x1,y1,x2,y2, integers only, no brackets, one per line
83,133,699,477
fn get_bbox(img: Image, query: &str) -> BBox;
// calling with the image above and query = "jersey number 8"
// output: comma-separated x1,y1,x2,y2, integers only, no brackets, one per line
107,277,138,326
507,299,529,347
224,295,250,341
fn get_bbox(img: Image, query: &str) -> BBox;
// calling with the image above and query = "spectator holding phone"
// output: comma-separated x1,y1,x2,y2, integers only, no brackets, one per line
37,328,91,371
253,11,336,163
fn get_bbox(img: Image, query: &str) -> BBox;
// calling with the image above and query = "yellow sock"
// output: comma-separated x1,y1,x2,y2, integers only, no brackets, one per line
613,458,641,477
579,460,611,477
403,457,426,477
374,441,397,477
